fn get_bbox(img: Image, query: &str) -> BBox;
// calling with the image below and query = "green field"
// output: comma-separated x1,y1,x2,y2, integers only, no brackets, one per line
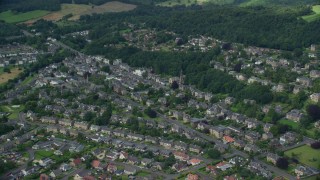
278,119,299,129
302,5,320,22
0,10,49,23
35,150,54,160
158,0,234,6
1,105,24,120
285,145,320,169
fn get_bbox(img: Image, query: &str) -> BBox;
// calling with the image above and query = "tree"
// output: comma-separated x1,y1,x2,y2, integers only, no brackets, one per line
311,141,320,149
307,104,320,121
276,158,289,169
171,81,179,90
206,148,221,159
144,107,157,118
234,63,242,73
83,111,96,122
164,154,176,168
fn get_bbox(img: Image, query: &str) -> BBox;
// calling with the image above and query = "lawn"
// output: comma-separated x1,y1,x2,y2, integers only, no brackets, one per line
0,10,49,23
1,105,24,120
35,150,54,160
284,145,320,169
0,67,23,85
278,119,299,129
24,1,136,24
158,0,234,6
302,5,320,22
136,171,151,177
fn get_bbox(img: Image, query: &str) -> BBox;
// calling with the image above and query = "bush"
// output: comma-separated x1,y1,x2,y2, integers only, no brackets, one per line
310,141,320,149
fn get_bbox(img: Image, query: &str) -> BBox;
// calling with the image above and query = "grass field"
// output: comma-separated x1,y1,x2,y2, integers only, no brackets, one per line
25,1,136,24
35,150,54,160
278,119,299,129
158,0,234,6
1,105,24,120
0,68,23,84
302,5,320,22
0,10,49,23
284,145,320,169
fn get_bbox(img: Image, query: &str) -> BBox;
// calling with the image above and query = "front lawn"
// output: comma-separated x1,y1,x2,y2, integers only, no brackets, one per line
284,145,320,169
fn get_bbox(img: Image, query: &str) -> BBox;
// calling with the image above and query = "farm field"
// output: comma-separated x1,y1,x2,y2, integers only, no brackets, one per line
0,10,49,23
284,145,320,169
0,67,22,84
158,0,234,6
302,5,320,22
24,1,136,24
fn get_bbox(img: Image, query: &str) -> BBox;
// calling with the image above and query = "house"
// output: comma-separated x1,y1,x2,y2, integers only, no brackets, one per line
233,139,245,149
210,125,226,138
189,144,202,154
187,158,202,166
262,132,274,140
60,163,71,172
58,119,74,127
92,149,106,160
124,166,136,175
127,156,140,165
295,165,313,177
90,125,101,132
186,173,199,180
159,139,174,149
71,158,82,167
296,77,312,87
127,133,144,141
310,93,320,103
173,151,189,161
159,149,172,157
74,121,90,130
286,109,304,122
135,144,147,152
206,165,218,175
106,152,118,161
263,123,273,133
144,136,158,144
214,142,228,153
141,158,153,167
106,163,117,173
310,70,320,78
92,160,102,169
280,132,297,145
174,141,188,151
266,153,280,165
172,162,188,172
39,158,53,167
41,116,57,124
216,161,233,171
315,120,320,129
245,131,261,143
40,174,50,180
229,156,245,166
119,151,128,160
244,144,260,153
223,135,235,144
152,162,164,171
100,126,112,135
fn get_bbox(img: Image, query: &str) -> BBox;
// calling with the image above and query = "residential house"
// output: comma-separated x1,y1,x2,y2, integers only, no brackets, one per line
216,161,233,171
189,145,202,154
172,162,188,172
173,151,189,161
187,173,199,180
92,149,106,160
280,132,297,145
266,153,280,165
74,121,90,130
124,166,136,175
187,158,202,166
295,165,313,177
310,93,320,103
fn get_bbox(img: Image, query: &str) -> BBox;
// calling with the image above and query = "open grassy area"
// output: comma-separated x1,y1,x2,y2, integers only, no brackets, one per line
302,5,320,22
35,150,54,160
284,145,320,169
136,171,151,177
25,1,136,24
0,67,23,85
278,119,299,129
1,105,24,120
158,0,234,6
0,10,49,23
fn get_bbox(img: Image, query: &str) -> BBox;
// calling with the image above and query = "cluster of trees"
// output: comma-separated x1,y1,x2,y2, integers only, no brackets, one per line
0,21,21,38
78,4,320,51
0,0,62,12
